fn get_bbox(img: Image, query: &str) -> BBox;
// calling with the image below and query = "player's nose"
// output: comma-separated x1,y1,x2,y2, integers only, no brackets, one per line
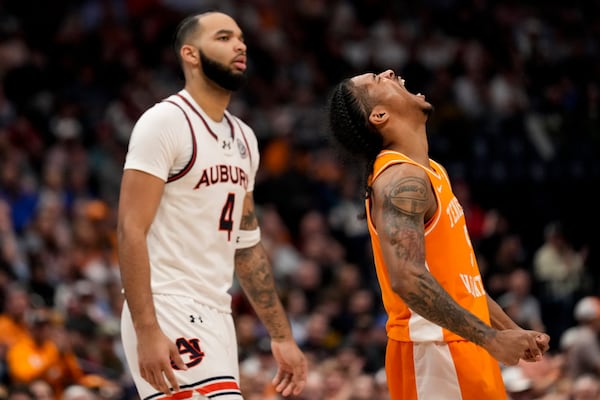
379,69,395,80
234,38,246,53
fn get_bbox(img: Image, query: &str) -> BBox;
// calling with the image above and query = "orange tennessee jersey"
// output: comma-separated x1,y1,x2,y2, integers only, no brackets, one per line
366,150,490,343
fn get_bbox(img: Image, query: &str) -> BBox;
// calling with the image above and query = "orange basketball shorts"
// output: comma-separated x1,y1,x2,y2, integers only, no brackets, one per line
385,338,507,400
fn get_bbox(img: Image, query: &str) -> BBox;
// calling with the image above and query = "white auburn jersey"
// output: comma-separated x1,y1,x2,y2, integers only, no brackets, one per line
123,89,259,313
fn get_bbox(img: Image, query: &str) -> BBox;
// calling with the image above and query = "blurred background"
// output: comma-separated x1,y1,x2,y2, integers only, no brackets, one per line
0,0,598,399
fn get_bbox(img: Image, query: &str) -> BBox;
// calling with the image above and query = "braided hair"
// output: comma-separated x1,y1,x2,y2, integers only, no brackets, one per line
327,78,384,200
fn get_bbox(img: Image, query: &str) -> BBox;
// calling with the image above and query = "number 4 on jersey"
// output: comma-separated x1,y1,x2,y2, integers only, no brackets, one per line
219,193,235,240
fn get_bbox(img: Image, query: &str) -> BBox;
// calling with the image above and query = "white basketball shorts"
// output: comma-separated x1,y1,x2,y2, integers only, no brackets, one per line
121,294,243,400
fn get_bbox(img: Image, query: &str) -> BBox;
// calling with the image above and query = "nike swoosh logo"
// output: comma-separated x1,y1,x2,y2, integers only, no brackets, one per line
437,185,443,192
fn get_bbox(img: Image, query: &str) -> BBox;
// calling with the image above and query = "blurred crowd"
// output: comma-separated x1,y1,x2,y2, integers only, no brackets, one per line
0,0,599,399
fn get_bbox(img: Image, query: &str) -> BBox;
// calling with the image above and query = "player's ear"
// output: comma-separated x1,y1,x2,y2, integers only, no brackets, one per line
369,106,389,127
180,44,199,65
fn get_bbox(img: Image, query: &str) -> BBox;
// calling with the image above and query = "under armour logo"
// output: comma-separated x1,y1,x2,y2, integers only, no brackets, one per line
189,315,203,323
222,140,231,150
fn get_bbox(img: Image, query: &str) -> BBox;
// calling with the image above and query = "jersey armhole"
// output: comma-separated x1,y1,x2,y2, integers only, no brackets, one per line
162,100,197,183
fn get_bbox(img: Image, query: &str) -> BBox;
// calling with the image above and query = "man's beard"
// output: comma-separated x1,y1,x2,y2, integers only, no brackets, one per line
199,49,246,91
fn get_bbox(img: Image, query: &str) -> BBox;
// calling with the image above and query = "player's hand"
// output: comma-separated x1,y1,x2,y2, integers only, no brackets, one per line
271,338,308,397
484,329,545,366
521,333,551,362
137,327,187,395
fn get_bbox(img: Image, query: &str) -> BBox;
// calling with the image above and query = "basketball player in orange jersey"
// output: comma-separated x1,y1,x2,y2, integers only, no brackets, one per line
327,70,550,400
117,12,306,400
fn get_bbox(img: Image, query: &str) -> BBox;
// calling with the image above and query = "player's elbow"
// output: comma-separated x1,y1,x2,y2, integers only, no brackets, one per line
389,264,423,297
117,216,146,246
116,219,131,243
389,273,412,297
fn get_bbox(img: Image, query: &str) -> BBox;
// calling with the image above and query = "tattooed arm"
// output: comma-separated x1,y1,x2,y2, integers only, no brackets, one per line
234,192,307,396
234,191,290,341
370,164,543,365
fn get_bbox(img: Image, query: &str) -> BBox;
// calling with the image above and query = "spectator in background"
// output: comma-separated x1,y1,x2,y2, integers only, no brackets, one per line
571,374,600,400
0,283,32,386
485,233,528,299
502,365,535,399
289,258,324,312
533,222,588,347
239,337,279,400
5,308,83,399
327,171,371,267
497,268,545,333
0,199,27,281
478,210,512,262
348,374,378,400
296,209,347,280
299,311,335,361
61,385,96,400
5,385,35,400
282,288,310,345
340,314,387,375
559,296,600,380
256,204,302,284
452,178,487,245
318,358,353,400
287,370,324,400
0,283,32,350
28,379,54,400
517,353,566,399
91,321,125,382
0,153,38,236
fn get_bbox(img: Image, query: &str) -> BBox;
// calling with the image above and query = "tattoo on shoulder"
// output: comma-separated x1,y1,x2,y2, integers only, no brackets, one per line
385,176,428,216
381,176,428,262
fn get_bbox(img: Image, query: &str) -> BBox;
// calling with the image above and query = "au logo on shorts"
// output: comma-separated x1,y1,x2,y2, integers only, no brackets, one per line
172,338,205,369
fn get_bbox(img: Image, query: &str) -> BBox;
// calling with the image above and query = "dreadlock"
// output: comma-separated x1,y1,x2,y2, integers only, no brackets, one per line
327,78,384,200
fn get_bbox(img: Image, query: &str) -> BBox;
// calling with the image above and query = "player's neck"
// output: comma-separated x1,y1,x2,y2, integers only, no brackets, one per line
388,142,430,166
383,123,429,164
185,81,231,122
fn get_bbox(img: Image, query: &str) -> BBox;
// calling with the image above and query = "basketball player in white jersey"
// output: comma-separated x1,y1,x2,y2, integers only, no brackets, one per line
117,12,307,400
